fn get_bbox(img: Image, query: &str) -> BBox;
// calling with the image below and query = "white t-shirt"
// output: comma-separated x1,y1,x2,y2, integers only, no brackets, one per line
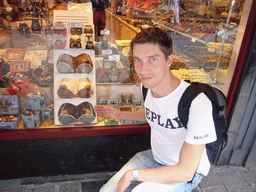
144,80,217,176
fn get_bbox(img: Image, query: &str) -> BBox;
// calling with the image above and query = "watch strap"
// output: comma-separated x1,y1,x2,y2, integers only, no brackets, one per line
132,169,139,181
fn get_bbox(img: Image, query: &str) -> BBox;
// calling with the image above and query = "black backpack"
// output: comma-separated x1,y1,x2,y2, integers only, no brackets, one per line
142,82,228,165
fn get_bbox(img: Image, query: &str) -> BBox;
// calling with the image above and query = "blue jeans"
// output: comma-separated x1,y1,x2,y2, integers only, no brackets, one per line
100,149,203,192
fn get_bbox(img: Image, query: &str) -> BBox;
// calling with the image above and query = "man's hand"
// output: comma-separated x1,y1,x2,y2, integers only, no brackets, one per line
94,105,146,122
94,105,122,120
117,170,133,192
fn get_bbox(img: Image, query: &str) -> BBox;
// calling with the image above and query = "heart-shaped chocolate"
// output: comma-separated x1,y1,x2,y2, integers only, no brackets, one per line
57,53,93,73
58,102,95,125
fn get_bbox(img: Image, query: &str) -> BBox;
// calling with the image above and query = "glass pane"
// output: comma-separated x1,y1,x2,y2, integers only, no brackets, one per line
106,0,247,89
0,0,250,130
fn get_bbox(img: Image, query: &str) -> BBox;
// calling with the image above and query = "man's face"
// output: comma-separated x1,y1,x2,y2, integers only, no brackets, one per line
133,43,173,92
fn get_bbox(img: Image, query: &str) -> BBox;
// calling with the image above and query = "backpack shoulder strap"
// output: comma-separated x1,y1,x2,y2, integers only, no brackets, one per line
178,83,204,129
142,86,148,101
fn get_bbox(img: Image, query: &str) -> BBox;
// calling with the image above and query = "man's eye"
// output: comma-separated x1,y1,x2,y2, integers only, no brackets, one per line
134,58,141,63
151,58,156,62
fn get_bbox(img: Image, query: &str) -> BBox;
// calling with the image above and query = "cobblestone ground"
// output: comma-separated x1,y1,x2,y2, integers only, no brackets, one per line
1,163,256,192
193,162,256,192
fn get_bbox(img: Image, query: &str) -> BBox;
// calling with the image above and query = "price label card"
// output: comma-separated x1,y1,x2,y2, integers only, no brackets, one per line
102,49,112,56
218,30,225,36
208,48,215,52
100,30,110,36
104,61,111,69
191,37,197,42
223,33,228,39
109,55,120,61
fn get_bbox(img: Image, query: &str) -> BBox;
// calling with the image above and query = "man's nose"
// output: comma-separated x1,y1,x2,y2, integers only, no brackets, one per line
140,62,149,73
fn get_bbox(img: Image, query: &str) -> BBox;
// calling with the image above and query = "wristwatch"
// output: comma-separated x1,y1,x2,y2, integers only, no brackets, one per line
132,169,139,181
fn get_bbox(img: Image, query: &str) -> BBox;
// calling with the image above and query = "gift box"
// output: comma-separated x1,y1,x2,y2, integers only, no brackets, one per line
40,105,54,122
21,109,41,129
10,60,30,72
0,95,19,114
0,114,20,130
0,95,20,129
27,91,46,111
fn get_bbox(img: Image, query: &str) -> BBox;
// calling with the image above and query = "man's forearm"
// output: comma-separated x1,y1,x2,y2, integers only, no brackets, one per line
133,165,194,184
119,110,146,122
119,164,194,192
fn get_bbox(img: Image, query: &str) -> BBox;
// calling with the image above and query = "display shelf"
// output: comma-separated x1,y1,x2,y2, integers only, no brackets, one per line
0,123,150,141
157,16,238,44
105,11,140,40
53,49,97,126
158,23,207,44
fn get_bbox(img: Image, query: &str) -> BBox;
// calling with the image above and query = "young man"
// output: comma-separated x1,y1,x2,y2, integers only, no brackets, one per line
94,27,216,192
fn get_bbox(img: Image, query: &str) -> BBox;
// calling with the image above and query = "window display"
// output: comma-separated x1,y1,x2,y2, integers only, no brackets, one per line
0,0,248,133
53,49,97,126
108,0,244,85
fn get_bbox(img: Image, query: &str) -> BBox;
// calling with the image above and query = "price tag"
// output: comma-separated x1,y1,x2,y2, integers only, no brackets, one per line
100,30,110,35
208,48,215,52
75,22,83,27
109,55,120,61
102,49,112,56
191,37,196,42
223,33,228,39
218,30,225,36
103,59,111,69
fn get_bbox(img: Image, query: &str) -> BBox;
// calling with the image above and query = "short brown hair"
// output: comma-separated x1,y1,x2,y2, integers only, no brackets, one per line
130,26,173,60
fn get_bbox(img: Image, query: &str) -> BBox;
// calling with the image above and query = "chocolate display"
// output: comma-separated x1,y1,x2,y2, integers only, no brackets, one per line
27,0,47,18
56,53,93,73
18,22,31,38
1,4,20,22
84,25,93,34
31,19,42,34
158,16,219,42
36,73,53,87
51,22,67,36
0,95,19,114
58,102,96,125
85,34,94,41
57,78,93,98
52,35,67,49
0,114,19,129
96,67,134,84
70,27,82,35
41,105,54,122
32,67,44,79
21,109,40,129
32,66,53,87
76,78,94,98
85,41,94,49
27,91,46,111
69,38,82,49
10,60,30,73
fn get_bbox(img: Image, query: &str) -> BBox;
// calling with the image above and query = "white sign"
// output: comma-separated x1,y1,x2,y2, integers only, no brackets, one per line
68,2,93,11
53,10,93,26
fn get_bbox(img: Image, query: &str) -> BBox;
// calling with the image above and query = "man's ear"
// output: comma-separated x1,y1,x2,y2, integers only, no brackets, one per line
167,54,174,68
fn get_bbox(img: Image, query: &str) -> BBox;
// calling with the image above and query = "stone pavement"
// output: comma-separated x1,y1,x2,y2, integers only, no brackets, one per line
194,162,256,192
0,162,256,192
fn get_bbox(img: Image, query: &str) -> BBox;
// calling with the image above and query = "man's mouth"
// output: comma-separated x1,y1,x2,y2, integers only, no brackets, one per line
141,75,153,81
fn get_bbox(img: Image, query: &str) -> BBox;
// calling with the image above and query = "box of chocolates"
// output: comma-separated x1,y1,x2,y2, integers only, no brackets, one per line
0,114,20,130
27,91,46,111
0,95,19,114
0,95,20,129
21,109,41,129
41,105,54,122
